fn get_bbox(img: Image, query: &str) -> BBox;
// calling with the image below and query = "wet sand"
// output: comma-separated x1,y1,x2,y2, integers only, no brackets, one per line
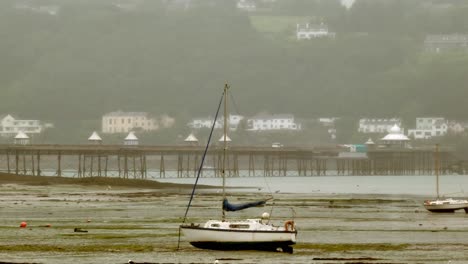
1,174,468,264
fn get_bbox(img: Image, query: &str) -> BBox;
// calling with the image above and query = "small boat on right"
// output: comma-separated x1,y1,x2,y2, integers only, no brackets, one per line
423,144,468,213
424,198,468,213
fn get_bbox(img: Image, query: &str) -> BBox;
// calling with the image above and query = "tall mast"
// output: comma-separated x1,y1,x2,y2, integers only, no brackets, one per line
435,144,439,198
222,83,229,220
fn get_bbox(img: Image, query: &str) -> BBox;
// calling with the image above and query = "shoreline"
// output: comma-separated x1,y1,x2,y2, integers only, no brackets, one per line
0,172,202,190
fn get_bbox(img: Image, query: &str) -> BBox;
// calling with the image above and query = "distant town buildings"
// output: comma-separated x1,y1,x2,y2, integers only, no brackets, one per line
0,114,51,137
296,23,336,40
188,115,244,131
424,34,468,53
14,3,60,15
407,117,448,139
358,118,402,134
187,114,301,132
102,111,174,134
247,114,301,131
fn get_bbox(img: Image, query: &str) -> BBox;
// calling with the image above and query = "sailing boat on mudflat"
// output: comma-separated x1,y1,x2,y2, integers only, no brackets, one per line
179,84,297,253
423,144,468,213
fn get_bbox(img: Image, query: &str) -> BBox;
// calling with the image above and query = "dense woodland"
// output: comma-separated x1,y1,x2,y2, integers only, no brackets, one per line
1,0,468,147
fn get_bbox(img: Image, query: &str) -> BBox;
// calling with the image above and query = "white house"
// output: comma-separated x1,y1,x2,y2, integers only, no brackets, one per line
188,115,244,131
296,23,336,40
407,117,448,139
0,114,47,137
102,111,162,133
247,114,301,131
318,117,339,127
447,121,466,134
236,0,256,12
358,118,402,134
424,34,468,53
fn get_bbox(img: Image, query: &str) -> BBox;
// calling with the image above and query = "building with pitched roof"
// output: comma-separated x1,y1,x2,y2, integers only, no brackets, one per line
0,114,48,137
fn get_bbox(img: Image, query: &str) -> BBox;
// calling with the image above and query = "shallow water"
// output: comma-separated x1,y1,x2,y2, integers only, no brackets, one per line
1,183,468,264
156,174,468,196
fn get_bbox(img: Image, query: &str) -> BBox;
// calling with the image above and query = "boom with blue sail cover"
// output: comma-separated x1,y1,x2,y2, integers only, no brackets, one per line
222,198,268,212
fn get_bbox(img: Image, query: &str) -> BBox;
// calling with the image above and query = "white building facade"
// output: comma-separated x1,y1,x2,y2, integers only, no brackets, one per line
407,117,448,139
188,115,244,131
0,114,46,136
296,23,336,40
102,111,159,133
358,118,402,134
247,114,301,131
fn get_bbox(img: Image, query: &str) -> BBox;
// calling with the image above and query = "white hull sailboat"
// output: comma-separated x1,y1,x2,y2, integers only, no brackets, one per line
423,144,468,213
182,219,296,252
179,84,297,253
424,198,468,213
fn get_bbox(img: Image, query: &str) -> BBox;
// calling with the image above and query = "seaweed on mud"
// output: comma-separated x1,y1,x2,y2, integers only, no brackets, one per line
296,243,410,252
0,244,155,253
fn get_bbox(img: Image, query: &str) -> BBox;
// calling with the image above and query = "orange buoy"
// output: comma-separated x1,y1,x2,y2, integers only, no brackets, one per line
45,224,51,227
20,222,27,228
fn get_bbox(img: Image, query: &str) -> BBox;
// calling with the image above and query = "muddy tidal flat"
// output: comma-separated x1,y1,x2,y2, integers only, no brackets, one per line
1,181,468,264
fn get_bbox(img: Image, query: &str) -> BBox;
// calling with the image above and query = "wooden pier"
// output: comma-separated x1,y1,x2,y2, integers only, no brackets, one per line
0,144,462,178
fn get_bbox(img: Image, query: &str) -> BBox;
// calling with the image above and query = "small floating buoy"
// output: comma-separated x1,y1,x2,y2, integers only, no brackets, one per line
46,224,51,227
86,219,91,223
20,221,27,228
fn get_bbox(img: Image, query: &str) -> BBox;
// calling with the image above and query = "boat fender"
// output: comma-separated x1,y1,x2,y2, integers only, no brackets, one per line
284,220,295,231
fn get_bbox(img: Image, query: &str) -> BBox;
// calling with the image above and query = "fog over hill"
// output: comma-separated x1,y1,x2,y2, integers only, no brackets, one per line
1,0,468,124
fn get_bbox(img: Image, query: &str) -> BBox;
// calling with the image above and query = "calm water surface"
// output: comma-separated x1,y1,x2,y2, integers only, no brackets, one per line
156,174,468,196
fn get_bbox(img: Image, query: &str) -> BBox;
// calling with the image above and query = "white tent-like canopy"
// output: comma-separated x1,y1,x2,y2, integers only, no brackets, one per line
184,133,199,142
14,131,29,139
124,131,139,145
88,131,102,142
218,134,232,142
380,124,410,148
381,124,409,141
14,131,30,145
